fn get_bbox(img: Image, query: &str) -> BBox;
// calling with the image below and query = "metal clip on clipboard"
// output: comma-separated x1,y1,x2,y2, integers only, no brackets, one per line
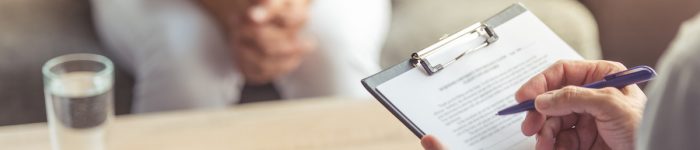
411,23,499,75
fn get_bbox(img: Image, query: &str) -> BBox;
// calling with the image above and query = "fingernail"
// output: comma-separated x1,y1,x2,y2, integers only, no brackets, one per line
249,6,268,23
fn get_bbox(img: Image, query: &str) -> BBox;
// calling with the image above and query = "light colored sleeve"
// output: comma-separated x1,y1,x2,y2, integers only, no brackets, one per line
91,0,244,113
276,0,391,99
637,13,700,150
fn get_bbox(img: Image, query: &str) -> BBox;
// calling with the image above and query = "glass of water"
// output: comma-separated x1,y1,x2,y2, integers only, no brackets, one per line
42,53,114,150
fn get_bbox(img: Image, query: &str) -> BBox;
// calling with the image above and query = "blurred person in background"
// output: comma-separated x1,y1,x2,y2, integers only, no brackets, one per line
91,0,390,113
420,13,700,150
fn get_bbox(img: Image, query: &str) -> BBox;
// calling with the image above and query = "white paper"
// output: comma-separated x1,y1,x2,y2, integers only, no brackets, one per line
376,12,583,149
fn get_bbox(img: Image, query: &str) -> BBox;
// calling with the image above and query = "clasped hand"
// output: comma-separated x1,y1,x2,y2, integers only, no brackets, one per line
200,0,315,85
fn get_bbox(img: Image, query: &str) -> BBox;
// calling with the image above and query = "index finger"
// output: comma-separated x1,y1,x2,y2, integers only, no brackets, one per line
515,60,627,102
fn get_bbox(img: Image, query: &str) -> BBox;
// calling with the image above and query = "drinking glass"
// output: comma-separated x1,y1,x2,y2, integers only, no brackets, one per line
42,53,114,150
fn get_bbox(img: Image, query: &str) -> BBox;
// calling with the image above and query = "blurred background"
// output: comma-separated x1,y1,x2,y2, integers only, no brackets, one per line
1,0,699,126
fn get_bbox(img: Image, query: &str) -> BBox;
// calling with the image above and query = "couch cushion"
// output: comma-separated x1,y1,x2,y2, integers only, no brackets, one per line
382,0,601,68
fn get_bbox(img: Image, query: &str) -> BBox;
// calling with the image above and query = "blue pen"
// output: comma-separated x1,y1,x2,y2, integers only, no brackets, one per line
496,65,657,116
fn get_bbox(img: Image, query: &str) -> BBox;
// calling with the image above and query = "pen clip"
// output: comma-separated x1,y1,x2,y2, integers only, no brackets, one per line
603,65,657,81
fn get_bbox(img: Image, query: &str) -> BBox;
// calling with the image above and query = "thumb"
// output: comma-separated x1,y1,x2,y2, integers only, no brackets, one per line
420,135,446,150
248,0,287,24
534,86,623,120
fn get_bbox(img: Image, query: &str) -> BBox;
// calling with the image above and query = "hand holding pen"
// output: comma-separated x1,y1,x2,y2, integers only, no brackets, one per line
509,60,649,150
420,60,651,150
498,65,656,115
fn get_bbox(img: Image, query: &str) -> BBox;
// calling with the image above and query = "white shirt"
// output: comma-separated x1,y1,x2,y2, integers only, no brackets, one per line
637,13,700,150
91,0,391,113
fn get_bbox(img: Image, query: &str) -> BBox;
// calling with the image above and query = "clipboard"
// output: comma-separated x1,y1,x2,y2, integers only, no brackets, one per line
361,3,563,139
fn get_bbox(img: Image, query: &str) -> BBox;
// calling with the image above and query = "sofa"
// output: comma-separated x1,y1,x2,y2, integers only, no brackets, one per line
0,0,134,126
382,0,601,67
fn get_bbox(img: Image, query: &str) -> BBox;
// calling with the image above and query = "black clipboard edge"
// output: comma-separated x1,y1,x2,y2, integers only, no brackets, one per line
361,59,425,138
361,3,528,139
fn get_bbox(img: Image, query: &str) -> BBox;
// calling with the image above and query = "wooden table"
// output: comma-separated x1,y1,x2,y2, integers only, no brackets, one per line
0,97,422,150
